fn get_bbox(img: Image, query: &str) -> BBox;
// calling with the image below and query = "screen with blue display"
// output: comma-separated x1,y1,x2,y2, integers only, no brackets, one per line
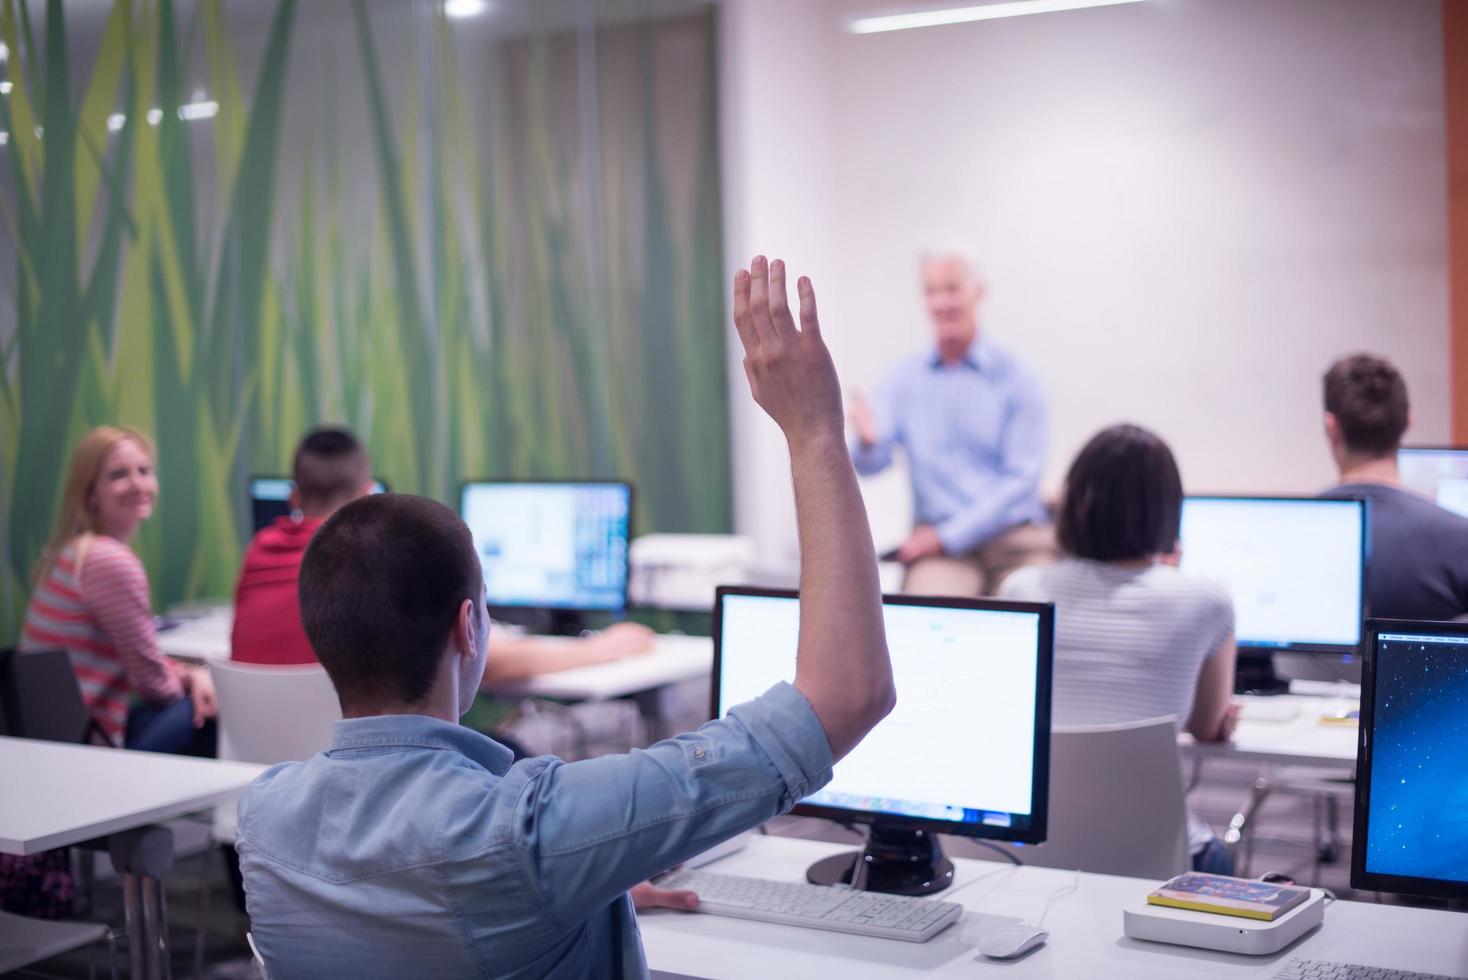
460,481,630,612
1363,630,1468,885
248,476,387,534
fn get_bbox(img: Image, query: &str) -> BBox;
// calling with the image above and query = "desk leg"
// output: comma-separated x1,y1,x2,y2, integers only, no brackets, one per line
632,689,668,744
122,872,147,979
110,825,176,980
141,873,172,980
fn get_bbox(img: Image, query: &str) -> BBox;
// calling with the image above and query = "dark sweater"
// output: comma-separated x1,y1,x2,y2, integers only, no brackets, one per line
1321,483,1468,622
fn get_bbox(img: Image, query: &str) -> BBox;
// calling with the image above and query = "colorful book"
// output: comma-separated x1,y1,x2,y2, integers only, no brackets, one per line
1146,872,1311,921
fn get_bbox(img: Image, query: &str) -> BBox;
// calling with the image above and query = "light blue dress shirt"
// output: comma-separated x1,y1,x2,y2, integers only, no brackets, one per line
851,338,1048,554
236,682,832,979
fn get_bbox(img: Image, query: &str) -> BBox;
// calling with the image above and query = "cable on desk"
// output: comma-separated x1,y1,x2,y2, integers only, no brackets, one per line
1035,871,1081,930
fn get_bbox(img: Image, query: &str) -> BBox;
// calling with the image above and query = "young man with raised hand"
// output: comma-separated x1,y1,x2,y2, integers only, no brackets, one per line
235,256,895,979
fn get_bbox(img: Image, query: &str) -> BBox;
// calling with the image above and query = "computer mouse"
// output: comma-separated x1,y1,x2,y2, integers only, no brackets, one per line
976,925,1049,960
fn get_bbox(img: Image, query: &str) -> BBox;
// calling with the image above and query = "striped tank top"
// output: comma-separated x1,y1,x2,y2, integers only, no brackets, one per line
19,536,183,745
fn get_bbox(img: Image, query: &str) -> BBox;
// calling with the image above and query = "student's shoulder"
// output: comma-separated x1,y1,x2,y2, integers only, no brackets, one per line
1140,565,1233,616
81,536,147,585
997,561,1050,598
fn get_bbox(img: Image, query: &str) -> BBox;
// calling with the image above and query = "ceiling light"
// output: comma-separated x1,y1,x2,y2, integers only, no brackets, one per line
146,107,162,126
0,81,11,95
849,0,1151,34
179,99,218,121
0,131,8,146
107,112,126,132
0,41,8,63
444,0,488,18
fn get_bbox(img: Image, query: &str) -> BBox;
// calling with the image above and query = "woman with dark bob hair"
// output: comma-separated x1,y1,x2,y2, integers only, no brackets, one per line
1000,423,1239,873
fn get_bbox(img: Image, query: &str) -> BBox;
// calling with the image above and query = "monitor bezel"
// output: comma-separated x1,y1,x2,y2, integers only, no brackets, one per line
248,474,391,498
1351,617,1468,900
1181,493,1369,655
248,474,391,534
457,478,634,614
711,585,1054,845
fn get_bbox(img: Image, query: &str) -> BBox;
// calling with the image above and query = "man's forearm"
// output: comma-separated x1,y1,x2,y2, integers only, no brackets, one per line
790,430,893,760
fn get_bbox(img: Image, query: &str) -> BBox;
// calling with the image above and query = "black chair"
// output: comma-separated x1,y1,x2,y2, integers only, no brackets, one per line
0,647,106,745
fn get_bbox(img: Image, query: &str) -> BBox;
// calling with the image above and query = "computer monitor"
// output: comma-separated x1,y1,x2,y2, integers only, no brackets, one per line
1352,619,1468,900
1398,446,1468,520
459,480,632,631
248,475,388,534
712,587,1054,895
1179,495,1367,691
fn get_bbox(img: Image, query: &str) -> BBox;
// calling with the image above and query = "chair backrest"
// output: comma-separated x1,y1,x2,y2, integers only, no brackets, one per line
208,660,341,764
247,931,270,980
0,648,95,744
1013,716,1190,880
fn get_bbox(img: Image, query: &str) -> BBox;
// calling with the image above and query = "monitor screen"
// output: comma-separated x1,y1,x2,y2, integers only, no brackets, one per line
1398,447,1468,519
712,588,1052,843
1353,621,1468,899
248,476,387,534
460,481,631,612
1179,496,1366,653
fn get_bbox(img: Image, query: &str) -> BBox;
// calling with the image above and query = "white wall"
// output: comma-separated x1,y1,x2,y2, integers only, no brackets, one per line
721,0,1451,557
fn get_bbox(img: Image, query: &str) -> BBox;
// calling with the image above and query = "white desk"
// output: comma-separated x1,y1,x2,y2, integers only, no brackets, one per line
156,610,233,663
0,737,264,979
0,737,264,854
485,634,713,701
1181,690,1360,770
640,835,1468,979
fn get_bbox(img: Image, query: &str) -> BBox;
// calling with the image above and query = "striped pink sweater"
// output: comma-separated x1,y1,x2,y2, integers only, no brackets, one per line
20,536,183,745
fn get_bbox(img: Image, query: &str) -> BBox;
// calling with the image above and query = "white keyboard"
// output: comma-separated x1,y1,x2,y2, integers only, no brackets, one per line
656,868,963,943
1273,958,1466,980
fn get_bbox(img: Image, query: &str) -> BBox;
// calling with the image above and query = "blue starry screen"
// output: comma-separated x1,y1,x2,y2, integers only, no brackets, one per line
1365,631,1468,883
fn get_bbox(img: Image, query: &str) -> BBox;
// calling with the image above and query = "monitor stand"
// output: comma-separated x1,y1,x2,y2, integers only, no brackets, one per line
806,825,955,896
487,608,589,637
1235,650,1291,696
545,610,589,637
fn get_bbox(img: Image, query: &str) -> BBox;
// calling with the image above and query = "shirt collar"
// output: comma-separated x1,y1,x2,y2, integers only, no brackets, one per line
327,713,515,776
929,336,992,374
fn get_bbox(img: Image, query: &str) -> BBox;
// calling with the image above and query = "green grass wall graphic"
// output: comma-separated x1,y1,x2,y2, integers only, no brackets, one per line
0,0,731,640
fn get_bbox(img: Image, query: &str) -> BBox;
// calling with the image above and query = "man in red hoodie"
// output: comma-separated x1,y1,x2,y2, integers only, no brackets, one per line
232,428,373,666
232,428,658,672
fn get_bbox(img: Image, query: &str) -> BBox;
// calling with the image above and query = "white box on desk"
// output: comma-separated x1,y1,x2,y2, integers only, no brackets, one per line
1122,889,1326,955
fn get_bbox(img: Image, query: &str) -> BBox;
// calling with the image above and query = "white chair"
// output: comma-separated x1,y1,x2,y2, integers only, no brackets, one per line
0,910,116,978
195,661,340,974
955,717,1191,880
207,660,341,843
247,931,269,979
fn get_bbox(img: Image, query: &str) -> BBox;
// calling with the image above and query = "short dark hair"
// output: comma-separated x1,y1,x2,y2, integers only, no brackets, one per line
293,427,370,512
299,494,483,709
1323,353,1409,457
1056,424,1183,563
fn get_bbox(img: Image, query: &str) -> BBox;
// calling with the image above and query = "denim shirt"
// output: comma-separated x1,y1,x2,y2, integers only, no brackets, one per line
236,682,832,979
850,338,1048,554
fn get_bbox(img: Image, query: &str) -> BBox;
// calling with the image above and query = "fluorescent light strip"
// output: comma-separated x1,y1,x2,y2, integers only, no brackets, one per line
105,100,219,134
849,0,1150,34
0,81,11,95
444,0,488,18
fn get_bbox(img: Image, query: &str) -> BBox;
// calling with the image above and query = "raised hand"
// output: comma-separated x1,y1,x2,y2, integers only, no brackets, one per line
731,256,843,448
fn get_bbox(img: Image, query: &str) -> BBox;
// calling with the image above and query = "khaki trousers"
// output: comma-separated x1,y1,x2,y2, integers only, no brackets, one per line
902,523,1058,598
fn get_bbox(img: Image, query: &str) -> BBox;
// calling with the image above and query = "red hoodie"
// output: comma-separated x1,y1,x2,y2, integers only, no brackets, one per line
231,515,325,666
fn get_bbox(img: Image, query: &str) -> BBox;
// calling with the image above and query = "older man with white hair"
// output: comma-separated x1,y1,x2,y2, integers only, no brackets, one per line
848,248,1054,596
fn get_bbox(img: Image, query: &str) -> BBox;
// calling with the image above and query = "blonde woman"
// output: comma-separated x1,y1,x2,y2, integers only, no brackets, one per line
20,426,217,755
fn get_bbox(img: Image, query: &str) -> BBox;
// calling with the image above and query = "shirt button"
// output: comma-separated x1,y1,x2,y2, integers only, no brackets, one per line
693,747,706,760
